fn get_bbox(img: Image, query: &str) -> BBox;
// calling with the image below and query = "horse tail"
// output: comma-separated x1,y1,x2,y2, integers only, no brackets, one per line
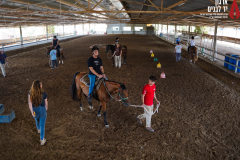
71,72,80,101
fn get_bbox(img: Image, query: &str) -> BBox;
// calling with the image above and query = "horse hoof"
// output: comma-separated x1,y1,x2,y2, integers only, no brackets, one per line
89,106,93,110
62,61,64,64
97,114,101,117
105,125,109,128
59,61,61,64
80,108,84,111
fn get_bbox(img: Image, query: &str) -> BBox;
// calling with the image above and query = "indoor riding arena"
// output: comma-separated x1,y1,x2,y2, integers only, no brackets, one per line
0,0,240,160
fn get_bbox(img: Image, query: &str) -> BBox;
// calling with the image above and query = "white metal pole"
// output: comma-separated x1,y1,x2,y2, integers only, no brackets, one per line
188,23,191,46
63,24,64,37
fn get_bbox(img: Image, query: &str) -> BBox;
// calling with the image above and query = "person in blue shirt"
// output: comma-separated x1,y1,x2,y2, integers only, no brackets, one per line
87,46,107,101
28,80,48,145
0,50,8,77
50,47,57,69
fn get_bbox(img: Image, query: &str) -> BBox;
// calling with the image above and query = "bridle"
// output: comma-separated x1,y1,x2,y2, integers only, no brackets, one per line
103,80,129,102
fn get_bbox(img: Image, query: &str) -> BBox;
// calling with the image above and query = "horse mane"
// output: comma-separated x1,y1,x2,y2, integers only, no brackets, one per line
105,80,126,90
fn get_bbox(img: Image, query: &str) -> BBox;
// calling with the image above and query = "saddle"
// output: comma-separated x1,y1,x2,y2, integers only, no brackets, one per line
80,74,104,90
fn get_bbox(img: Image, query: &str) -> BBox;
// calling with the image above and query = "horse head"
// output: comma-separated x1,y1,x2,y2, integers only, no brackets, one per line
118,81,130,107
105,44,109,53
46,47,52,56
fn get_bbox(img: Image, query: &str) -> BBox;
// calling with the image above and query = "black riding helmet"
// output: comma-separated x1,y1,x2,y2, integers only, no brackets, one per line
53,36,57,38
191,36,194,39
92,46,99,52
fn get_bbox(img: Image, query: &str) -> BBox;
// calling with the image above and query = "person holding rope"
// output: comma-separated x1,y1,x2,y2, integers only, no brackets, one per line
136,75,160,132
0,50,8,77
87,46,107,102
112,43,122,68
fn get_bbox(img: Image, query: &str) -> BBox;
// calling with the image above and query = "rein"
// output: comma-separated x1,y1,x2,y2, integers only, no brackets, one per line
103,80,129,102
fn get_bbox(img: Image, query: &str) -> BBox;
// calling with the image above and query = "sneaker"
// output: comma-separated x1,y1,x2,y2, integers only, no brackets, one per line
136,116,142,125
146,127,154,132
40,138,46,145
38,129,40,134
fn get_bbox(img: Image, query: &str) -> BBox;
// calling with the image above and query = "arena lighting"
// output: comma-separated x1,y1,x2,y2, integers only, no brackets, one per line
178,2,185,6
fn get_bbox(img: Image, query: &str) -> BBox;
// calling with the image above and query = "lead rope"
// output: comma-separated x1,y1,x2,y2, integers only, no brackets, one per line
130,103,160,116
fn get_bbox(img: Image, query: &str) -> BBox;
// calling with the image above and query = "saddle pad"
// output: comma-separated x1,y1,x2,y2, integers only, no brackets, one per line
80,74,104,90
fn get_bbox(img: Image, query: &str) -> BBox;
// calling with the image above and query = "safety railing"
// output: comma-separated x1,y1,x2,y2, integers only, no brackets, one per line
155,32,240,74
0,32,84,51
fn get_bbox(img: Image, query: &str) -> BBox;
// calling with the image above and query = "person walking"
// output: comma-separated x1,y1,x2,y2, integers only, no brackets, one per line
188,36,195,62
50,47,57,69
0,50,8,77
174,42,182,62
28,80,48,145
136,76,160,132
87,46,107,101
112,43,122,68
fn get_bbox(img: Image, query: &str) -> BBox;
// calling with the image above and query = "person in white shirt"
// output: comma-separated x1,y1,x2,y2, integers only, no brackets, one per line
188,36,195,62
174,42,182,62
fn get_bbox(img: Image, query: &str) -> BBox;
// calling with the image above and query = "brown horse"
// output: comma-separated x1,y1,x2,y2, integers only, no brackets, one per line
189,46,198,63
46,47,64,66
71,72,130,127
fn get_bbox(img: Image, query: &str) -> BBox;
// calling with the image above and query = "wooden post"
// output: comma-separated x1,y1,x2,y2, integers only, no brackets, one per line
212,21,218,62
19,23,23,48
175,24,177,39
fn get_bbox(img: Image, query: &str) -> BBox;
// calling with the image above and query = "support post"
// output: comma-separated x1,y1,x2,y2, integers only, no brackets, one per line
175,24,177,40
212,21,218,62
188,23,191,46
19,23,23,48
74,24,76,35
167,23,168,40
82,23,84,35
46,24,48,40
63,24,64,37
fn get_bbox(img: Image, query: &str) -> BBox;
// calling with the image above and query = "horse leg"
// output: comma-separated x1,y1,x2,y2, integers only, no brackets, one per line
78,89,84,111
84,94,93,110
61,52,64,64
97,102,102,117
101,102,109,128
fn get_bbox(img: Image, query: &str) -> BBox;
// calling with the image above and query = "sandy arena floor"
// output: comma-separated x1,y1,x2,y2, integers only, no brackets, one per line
0,34,240,160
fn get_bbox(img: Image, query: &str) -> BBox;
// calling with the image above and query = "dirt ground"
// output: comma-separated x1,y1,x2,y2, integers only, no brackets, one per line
0,34,240,160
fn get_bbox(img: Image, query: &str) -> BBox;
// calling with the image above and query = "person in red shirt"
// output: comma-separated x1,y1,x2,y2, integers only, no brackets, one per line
137,75,160,132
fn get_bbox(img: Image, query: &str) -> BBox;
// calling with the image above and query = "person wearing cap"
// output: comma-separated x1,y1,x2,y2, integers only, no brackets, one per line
188,36,195,62
0,50,8,77
87,46,107,101
136,75,160,132
52,36,61,61
174,42,182,62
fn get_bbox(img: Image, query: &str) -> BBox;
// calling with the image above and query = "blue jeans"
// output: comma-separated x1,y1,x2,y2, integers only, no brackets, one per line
51,60,57,68
32,106,47,140
176,53,181,62
88,74,108,95
88,74,96,95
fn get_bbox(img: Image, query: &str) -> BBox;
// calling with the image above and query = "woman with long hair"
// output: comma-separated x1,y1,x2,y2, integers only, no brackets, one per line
28,80,48,145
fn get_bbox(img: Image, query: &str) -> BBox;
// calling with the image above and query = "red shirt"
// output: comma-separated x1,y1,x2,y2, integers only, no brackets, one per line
142,84,156,106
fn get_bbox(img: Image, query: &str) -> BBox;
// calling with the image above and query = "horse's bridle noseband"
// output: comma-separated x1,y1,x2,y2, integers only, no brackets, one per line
103,80,129,102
